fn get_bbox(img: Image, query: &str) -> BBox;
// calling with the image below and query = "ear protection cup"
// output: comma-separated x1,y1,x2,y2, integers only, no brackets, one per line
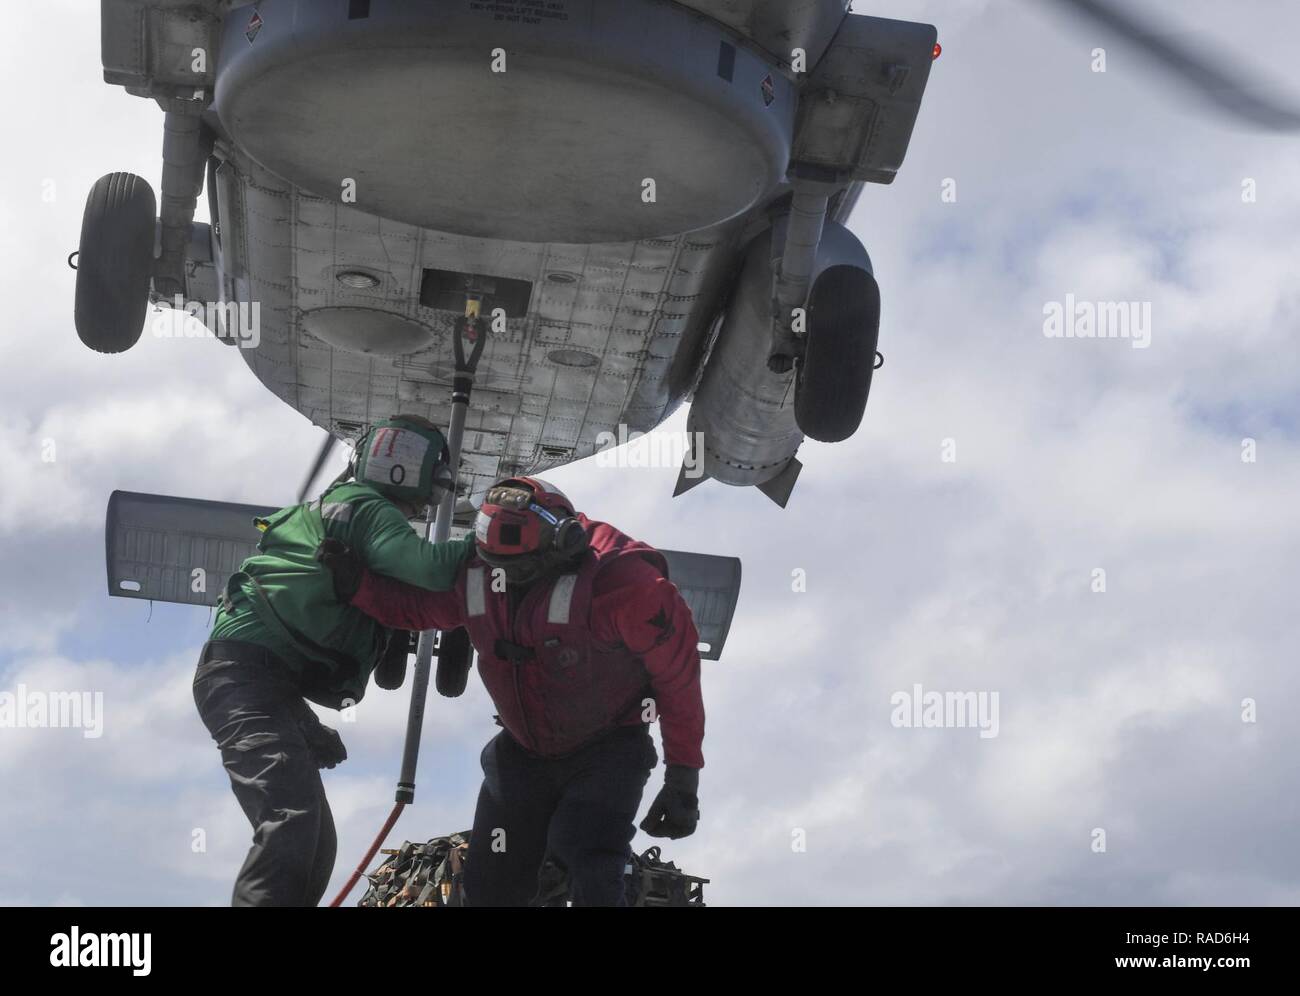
553,516,589,557
475,477,586,582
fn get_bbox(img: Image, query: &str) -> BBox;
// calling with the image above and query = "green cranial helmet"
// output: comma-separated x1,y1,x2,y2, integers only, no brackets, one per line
354,415,451,505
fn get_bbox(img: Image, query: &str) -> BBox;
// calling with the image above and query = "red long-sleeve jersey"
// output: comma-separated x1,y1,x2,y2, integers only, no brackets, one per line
351,554,705,767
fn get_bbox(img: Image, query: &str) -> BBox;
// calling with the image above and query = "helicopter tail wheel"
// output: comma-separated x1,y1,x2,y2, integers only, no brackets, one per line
793,265,882,443
74,172,156,354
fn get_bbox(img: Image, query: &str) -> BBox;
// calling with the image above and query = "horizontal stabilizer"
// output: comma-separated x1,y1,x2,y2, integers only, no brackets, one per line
107,491,277,606
107,491,744,660
105,490,476,606
659,550,742,661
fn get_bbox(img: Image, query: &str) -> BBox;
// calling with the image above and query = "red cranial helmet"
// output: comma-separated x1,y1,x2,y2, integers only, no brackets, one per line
473,477,587,583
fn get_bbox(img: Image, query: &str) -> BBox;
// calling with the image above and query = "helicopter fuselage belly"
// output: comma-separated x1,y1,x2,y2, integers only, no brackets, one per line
212,150,755,500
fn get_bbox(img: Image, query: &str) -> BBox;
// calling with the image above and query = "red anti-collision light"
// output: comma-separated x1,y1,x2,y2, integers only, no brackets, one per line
933,42,942,60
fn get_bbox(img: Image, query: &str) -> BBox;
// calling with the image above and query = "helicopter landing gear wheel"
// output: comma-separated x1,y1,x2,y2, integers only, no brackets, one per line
74,172,156,354
794,265,882,443
435,628,474,698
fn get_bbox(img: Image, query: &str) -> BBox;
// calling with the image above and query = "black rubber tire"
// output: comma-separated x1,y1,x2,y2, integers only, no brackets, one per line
74,172,156,353
435,627,475,698
373,630,412,691
794,265,882,443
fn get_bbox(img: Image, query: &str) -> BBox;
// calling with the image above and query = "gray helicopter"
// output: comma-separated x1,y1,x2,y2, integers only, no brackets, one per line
75,1,1300,513
76,0,1300,906
76,0,941,511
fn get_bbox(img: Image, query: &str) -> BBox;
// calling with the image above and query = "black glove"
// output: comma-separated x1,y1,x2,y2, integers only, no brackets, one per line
315,538,363,602
307,724,348,770
639,765,699,839
295,705,349,770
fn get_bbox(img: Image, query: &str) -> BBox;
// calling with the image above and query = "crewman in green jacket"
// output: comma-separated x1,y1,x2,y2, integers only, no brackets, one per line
192,415,475,907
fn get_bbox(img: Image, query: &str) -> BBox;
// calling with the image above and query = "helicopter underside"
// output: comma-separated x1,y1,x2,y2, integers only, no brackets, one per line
213,0,798,244
88,0,936,505
211,147,757,500
192,0,820,499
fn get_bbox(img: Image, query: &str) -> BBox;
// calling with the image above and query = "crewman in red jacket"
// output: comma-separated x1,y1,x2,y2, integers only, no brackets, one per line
325,476,704,906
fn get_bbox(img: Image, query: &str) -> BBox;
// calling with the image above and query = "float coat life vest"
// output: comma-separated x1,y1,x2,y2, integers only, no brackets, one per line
455,521,669,756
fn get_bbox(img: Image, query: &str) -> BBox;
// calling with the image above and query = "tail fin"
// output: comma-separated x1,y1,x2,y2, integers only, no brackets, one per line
674,464,711,497
755,457,801,508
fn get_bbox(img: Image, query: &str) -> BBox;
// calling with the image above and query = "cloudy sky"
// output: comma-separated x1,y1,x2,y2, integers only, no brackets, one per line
3,0,1300,906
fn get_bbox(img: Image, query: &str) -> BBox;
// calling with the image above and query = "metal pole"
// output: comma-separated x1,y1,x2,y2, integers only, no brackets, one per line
330,313,483,903
395,314,481,804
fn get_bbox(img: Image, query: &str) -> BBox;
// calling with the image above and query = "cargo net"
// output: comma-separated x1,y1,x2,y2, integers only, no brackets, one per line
358,834,707,907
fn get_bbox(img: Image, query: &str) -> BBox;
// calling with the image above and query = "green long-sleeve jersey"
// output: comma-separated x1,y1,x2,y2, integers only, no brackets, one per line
210,481,474,708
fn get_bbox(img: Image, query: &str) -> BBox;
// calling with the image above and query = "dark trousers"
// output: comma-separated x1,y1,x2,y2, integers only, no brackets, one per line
465,725,657,907
193,642,345,907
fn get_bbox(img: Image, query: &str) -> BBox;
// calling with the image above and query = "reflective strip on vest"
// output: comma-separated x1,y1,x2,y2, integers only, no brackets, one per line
466,567,486,617
547,574,578,624
320,502,353,522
